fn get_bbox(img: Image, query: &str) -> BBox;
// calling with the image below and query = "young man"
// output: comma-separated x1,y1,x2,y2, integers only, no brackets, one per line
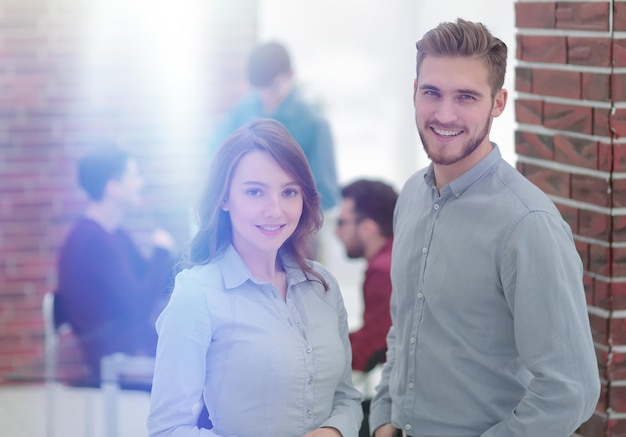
335,179,397,373
56,147,176,382
369,19,600,437
208,42,340,212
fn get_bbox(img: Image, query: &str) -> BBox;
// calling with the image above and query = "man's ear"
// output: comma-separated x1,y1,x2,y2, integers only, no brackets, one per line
491,88,508,118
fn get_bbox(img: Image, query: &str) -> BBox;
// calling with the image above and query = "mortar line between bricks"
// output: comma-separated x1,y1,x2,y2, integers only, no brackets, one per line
516,61,620,74
516,93,612,109
517,155,612,179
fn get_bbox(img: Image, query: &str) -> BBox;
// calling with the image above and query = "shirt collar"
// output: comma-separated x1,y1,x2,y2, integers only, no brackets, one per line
216,244,309,290
424,143,501,198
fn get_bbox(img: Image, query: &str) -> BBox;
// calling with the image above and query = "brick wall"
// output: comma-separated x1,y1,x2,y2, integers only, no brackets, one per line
515,1,624,435
0,0,257,381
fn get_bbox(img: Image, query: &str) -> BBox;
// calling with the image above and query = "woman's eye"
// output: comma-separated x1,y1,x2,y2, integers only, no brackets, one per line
284,188,299,197
247,188,262,196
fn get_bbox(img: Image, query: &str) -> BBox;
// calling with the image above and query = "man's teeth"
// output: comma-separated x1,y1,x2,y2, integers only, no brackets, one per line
434,128,461,136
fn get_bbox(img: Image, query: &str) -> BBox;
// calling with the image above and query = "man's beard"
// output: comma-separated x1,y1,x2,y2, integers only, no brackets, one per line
346,239,366,259
418,116,491,166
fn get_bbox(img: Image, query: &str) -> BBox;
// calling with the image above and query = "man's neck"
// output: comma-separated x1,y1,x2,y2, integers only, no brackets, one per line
84,202,123,233
364,236,390,262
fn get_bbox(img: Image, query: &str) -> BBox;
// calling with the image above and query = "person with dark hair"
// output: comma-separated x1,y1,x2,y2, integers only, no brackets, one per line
147,118,362,437
335,179,397,373
369,19,600,437
208,41,340,212
56,147,176,382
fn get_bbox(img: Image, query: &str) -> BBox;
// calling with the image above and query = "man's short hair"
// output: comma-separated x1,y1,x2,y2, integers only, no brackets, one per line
78,147,130,201
247,42,291,88
341,179,398,238
415,18,507,97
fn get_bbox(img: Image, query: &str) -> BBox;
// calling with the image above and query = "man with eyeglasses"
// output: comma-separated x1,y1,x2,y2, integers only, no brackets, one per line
335,179,398,373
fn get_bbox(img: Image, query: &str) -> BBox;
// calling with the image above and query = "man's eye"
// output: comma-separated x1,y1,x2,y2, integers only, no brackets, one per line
460,94,475,101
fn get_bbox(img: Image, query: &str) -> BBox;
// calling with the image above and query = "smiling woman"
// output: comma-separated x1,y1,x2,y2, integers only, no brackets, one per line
147,118,363,437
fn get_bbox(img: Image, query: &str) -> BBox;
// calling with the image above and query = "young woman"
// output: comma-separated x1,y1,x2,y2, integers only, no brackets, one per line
147,118,362,437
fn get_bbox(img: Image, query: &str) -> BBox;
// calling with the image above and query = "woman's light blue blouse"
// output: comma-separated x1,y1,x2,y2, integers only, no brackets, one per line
147,245,363,437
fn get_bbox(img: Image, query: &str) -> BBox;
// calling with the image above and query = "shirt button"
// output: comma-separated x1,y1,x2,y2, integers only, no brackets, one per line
405,424,412,431
309,376,314,384
433,204,439,210
306,347,312,353
417,293,423,299
408,382,414,389
307,410,313,418
410,337,416,344
422,247,427,254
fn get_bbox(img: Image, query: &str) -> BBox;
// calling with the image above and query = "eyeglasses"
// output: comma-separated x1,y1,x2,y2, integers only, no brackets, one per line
336,217,365,228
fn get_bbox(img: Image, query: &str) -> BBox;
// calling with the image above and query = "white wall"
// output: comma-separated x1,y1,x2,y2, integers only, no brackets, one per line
257,1,517,326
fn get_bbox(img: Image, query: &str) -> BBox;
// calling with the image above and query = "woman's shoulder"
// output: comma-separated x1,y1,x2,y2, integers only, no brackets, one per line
175,262,224,288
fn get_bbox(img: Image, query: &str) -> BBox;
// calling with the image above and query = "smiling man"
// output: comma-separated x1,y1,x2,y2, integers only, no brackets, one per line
369,19,600,437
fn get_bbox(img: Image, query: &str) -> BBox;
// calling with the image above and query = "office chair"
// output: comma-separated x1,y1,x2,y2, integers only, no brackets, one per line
43,291,155,437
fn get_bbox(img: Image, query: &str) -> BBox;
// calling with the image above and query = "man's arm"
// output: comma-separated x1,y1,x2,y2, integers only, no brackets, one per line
483,211,600,436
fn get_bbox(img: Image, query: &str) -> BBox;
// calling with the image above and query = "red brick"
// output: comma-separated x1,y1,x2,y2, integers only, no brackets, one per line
571,174,610,207
610,108,626,139
589,244,611,276
582,72,610,101
614,247,626,277
614,216,626,243
515,130,553,159
515,67,532,93
567,37,611,67
544,102,593,135
579,209,611,241
515,99,542,125
515,2,556,28
591,311,609,344
612,73,626,104
556,203,578,233
615,2,626,32
594,108,612,138
613,179,626,208
598,142,612,172
613,39,626,67
610,384,626,413
614,144,626,172
612,282,626,310
610,316,626,346
554,135,598,169
518,35,567,63
556,2,610,31
521,164,570,198
594,278,610,309
608,416,626,436
532,69,580,99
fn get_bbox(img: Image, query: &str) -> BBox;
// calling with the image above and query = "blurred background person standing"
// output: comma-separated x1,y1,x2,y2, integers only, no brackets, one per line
208,41,340,213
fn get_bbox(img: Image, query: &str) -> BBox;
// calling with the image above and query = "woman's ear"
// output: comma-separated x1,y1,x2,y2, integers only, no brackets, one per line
221,197,229,211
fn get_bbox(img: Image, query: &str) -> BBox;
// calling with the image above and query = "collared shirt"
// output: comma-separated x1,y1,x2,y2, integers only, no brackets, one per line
370,146,600,437
147,245,363,437
208,87,340,211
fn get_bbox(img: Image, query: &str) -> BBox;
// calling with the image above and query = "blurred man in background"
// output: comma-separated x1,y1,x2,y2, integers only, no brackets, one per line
56,146,176,383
